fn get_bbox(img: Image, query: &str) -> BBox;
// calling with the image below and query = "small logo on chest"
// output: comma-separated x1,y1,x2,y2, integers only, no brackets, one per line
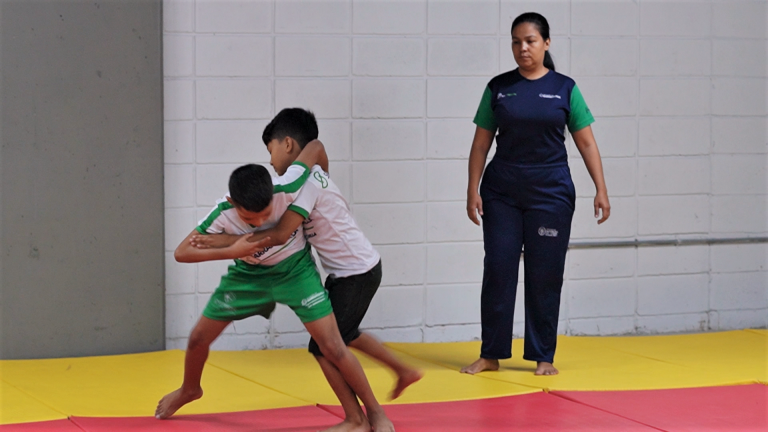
539,93,561,99
497,92,517,99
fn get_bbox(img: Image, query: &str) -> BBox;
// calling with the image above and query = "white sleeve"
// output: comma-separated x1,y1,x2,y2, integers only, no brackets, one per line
288,180,321,219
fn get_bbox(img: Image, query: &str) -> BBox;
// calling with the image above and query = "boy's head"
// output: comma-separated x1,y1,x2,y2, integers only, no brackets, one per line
226,164,273,227
262,108,318,175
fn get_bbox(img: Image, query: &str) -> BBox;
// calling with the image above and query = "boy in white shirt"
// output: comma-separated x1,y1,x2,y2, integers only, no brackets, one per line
192,108,421,432
157,139,394,432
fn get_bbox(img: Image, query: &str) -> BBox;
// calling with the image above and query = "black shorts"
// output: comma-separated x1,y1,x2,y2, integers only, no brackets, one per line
308,260,382,356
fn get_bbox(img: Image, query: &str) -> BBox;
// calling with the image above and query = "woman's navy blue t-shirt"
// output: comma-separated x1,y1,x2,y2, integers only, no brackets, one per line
474,69,594,165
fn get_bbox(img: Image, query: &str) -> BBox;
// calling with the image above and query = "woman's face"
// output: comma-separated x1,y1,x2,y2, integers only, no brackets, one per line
511,22,550,70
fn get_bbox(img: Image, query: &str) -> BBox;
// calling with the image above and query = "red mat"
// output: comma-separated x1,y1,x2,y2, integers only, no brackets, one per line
320,392,654,431
0,420,82,431
553,384,768,432
69,405,342,431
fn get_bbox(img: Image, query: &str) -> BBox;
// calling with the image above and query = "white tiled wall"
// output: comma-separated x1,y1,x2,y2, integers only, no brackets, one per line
163,0,768,350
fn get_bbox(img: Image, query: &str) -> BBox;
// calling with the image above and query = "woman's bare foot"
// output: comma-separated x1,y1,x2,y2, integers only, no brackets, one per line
460,358,499,375
390,368,423,400
155,387,203,419
535,362,558,376
367,408,395,432
320,418,371,432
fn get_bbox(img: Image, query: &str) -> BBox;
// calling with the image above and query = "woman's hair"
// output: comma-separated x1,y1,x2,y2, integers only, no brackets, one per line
511,12,555,71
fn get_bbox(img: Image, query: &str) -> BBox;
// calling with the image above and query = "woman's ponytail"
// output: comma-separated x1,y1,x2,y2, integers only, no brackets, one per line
543,51,555,71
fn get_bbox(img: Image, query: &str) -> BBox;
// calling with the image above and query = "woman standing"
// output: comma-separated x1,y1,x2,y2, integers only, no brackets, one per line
462,13,610,376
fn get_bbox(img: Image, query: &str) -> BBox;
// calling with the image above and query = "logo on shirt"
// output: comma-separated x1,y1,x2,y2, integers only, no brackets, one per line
538,227,559,237
539,93,561,99
497,92,517,99
313,171,329,189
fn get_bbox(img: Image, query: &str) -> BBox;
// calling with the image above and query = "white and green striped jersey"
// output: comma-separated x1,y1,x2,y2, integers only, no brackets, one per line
289,165,380,278
196,162,310,266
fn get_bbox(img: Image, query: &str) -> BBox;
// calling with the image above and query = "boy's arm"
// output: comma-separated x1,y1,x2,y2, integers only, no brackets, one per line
175,229,271,263
296,139,329,173
191,211,306,250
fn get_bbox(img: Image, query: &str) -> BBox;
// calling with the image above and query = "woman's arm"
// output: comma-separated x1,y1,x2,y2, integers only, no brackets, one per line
466,126,495,226
571,125,610,224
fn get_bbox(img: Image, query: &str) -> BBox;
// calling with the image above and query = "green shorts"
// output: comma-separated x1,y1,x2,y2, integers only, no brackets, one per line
202,245,332,323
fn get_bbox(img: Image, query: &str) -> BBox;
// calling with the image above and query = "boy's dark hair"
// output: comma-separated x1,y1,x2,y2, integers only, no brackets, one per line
262,108,319,149
228,164,273,212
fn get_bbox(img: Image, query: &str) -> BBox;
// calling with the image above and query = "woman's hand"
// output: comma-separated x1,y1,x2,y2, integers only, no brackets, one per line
594,190,610,224
467,191,484,226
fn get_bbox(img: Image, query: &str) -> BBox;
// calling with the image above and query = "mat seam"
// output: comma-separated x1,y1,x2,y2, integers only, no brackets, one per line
0,377,71,424
205,362,319,406
548,392,669,432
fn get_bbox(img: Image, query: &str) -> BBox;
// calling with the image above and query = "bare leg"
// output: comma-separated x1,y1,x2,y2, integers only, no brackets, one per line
155,316,230,419
305,314,394,432
460,358,499,375
535,361,558,376
315,356,371,432
350,333,422,400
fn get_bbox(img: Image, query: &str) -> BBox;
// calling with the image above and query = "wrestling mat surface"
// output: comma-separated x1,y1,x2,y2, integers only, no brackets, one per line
1,330,766,431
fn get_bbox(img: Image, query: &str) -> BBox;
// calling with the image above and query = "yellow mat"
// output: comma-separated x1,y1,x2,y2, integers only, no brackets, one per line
2,330,766,425
0,349,308,422
208,347,538,406
0,380,67,425
387,330,768,391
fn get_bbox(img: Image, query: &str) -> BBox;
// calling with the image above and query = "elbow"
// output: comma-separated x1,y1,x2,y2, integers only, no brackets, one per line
174,248,192,263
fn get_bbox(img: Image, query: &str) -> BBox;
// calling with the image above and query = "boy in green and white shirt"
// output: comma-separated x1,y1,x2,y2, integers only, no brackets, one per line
156,137,395,432
193,108,420,431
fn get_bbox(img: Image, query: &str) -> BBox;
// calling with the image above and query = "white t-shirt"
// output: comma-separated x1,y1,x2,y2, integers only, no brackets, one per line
196,162,310,266
289,165,380,278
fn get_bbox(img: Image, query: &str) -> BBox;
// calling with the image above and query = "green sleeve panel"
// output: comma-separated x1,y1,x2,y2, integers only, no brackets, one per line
568,84,595,133
287,204,309,220
473,86,498,132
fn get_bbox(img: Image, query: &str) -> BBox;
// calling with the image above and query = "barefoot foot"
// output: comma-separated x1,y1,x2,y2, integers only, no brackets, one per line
155,387,203,419
460,358,499,375
389,368,423,400
368,408,395,432
320,418,371,432
535,362,558,376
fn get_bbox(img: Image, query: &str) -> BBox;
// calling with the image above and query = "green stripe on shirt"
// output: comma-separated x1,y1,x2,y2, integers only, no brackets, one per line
288,204,310,220
197,201,235,233
273,161,310,194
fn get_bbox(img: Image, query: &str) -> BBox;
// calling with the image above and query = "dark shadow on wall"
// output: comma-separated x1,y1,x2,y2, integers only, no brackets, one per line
0,0,164,359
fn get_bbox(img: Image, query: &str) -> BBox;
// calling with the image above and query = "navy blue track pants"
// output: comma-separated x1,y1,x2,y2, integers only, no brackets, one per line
479,158,575,363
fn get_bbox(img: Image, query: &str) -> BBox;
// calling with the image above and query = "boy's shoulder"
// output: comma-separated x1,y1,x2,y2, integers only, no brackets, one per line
273,161,311,194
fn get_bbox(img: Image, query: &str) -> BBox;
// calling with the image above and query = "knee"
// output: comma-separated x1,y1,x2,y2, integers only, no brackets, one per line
318,339,347,363
187,329,210,352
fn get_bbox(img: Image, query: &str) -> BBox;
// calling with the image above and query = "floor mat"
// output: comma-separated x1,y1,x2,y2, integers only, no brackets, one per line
207,347,538,406
0,350,307,421
552,383,768,432
69,405,343,431
320,392,656,431
0,419,82,431
0,381,67,425
386,330,767,391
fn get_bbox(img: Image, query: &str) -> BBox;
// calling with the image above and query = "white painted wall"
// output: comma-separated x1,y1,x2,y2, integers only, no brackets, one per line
163,0,768,350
